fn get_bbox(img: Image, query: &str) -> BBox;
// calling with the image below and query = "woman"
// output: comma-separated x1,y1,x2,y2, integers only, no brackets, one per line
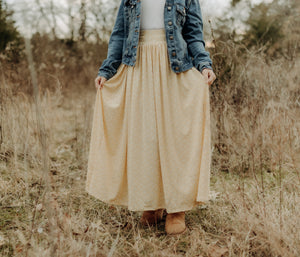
86,0,216,236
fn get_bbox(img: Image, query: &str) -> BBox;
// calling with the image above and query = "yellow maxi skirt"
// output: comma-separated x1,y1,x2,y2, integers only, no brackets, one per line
86,28,211,213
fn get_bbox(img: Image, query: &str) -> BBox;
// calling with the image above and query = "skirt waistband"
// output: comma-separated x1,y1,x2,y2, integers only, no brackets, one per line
139,29,166,43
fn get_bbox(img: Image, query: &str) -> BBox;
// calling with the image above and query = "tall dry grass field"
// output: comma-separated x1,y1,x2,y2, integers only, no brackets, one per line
0,35,299,256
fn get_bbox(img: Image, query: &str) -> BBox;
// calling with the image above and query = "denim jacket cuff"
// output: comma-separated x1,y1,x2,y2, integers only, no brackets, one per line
197,62,213,73
98,70,113,81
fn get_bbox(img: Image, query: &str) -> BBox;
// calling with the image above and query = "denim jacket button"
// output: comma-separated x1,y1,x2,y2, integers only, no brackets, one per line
169,35,174,40
167,6,172,10
172,52,176,56
168,21,172,25
175,66,179,71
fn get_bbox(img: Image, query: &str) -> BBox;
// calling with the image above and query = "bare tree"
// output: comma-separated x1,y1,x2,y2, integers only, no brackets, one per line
49,0,57,38
68,4,75,41
35,0,56,38
79,0,87,41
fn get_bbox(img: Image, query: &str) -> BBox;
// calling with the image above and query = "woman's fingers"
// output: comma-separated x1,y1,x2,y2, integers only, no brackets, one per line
95,76,107,90
201,69,216,86
95,77,101,89
201,69,210,84
207,71,216,86
100,77,107,89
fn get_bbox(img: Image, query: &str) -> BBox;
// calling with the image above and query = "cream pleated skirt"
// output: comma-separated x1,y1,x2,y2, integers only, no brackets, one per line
86,28,211,213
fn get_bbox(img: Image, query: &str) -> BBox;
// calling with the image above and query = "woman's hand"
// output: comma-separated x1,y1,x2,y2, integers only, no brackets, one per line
95,76,107,90
201,68,216,86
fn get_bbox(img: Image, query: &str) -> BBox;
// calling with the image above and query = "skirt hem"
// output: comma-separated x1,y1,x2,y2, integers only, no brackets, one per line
86,188,209,213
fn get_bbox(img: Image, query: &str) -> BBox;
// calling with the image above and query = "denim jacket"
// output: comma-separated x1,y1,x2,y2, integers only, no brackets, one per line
98,0,213,81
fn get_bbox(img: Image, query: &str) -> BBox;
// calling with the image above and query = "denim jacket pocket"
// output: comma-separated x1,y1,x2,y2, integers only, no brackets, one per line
175,4,187,26
124,0,137,20
124,7,135,21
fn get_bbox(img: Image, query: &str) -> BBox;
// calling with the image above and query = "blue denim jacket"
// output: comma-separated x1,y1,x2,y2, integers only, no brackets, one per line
98,0,213,81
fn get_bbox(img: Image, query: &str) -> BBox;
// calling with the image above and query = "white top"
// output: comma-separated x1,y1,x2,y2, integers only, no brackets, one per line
140,0,166,30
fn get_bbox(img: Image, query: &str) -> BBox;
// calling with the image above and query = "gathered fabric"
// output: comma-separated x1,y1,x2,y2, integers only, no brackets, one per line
86,28,211,213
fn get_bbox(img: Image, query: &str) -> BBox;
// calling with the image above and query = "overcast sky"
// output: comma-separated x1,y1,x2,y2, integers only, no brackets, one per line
6,0,270,38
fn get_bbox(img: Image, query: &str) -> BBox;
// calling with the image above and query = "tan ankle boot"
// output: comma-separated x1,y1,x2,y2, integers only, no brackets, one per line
165,211,187,235
139,208,165,227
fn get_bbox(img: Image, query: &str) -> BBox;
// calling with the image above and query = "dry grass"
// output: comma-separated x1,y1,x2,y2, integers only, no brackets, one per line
0,42,299,256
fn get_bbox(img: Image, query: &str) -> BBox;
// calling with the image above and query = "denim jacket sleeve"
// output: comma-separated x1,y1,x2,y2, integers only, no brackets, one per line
97,0,125,80
182,0,213,73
